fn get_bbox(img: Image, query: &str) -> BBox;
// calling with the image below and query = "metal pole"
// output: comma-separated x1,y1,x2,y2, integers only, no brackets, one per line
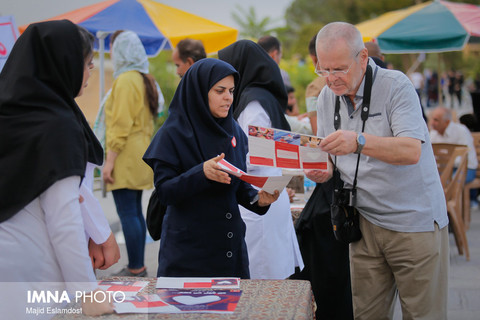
97,31,110,104
96,31,110,198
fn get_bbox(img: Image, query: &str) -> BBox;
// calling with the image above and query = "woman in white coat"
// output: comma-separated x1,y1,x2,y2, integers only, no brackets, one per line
0,21,114,318
219,40,304,279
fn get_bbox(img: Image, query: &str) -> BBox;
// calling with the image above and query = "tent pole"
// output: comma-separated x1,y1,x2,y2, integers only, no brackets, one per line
96,31,110,198
97,31,109,105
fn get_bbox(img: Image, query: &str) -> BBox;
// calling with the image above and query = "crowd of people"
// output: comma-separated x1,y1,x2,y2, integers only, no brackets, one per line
3,17,477,320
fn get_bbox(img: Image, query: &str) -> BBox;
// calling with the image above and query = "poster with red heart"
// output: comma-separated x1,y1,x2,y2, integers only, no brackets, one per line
156,289,242,313
0,15,19,72
113,289,242,314
156,277,240,289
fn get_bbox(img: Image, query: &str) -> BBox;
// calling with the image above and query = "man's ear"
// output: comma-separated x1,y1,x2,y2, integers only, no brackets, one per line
360,48,369,67
271,49,281,64
186,57,195,66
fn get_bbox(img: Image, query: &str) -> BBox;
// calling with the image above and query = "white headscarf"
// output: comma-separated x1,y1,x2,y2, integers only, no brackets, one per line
112,31,149,79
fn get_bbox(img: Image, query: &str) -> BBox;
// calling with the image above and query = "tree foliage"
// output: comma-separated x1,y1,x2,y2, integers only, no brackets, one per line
231,5,277,39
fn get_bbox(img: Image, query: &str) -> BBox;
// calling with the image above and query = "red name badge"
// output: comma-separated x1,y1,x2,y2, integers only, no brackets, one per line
231,136,236,147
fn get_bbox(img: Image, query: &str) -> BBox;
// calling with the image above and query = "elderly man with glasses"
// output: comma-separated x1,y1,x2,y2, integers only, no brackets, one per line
306,22,449,320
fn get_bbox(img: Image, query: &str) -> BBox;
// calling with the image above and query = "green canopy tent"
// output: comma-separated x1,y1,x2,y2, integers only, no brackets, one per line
356,0,480,104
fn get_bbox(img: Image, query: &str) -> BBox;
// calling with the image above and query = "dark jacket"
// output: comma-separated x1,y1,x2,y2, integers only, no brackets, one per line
143,59,268,278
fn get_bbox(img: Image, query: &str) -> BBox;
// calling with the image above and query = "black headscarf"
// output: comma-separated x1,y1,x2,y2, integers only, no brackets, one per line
143,58,242,172
218,40,290,131
0,20,103,222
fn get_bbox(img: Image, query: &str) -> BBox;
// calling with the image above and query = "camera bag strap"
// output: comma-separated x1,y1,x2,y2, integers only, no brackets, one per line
333,64,373,200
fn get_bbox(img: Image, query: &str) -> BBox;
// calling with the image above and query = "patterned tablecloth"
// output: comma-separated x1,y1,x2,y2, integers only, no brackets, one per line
54,278,315,319
291,193,307,225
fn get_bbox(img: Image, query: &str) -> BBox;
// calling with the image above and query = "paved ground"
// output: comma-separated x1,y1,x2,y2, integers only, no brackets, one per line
445,205,480,320
92,186,480,319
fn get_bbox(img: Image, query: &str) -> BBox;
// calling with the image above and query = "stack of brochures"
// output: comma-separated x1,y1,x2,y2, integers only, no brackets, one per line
109,277,242,314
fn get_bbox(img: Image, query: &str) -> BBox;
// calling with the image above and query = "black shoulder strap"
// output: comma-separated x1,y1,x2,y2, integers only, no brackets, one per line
333,64,373,196
361,64,373,125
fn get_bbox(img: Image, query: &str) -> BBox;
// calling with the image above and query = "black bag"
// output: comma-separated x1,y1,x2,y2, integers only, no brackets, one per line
330,188,362,244
146,189,167,241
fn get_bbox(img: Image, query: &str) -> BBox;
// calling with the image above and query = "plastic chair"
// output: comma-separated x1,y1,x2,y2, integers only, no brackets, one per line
463,132,480,229
442,146,470,260
432,143,466,188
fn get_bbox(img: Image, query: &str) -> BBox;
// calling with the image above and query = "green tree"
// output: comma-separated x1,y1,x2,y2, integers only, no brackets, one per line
285,0,418,29
231,5,277,39
149,51,179,131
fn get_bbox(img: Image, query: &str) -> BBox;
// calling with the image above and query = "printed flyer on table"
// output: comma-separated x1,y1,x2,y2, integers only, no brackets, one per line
113,277,242,314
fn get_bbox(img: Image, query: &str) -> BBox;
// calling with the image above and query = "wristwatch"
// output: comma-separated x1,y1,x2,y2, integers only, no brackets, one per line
355,133,366,154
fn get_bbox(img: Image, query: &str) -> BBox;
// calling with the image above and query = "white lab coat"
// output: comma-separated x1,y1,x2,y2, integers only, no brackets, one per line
0,176,98,319
80,162,111,244
237,101,304,279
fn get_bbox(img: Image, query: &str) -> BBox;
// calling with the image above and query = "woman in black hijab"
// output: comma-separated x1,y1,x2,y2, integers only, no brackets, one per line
0,20,112,317
219,40,304,279
143,58,278,278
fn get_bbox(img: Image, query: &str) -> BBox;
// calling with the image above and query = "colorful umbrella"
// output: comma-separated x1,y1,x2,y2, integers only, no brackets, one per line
20,0,238,106
19,0,238,56
356,0,480,53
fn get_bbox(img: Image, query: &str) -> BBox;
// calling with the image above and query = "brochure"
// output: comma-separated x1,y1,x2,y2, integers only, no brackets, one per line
248,125,328,170
156,289,242,313
97,280,149,296
113,294,179,314
217,158,292,194
156,277,240,289
113,289,242,314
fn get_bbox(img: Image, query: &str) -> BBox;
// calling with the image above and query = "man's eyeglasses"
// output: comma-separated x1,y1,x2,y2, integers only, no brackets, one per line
315,50,361,77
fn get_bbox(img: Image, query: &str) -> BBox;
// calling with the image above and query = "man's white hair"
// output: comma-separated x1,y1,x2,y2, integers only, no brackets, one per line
316,22,365,58
437,106,452,121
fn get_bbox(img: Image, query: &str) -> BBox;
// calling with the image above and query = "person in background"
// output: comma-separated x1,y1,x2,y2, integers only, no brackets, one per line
308,22,448,319
285,85,312,135
0,20,114,318
103,30,158,277
364,41,386,68
455,71,464,107
257,35,291,87
427,71,439,107
408,70,428,123
459,113,478,132
409,71,424,101
430,106,478,206
143,58,279,278
171,38,206,78
305,33,327,136
219,40,304,280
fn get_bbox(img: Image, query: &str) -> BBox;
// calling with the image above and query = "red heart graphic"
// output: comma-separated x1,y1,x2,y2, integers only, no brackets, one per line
0,42,6,56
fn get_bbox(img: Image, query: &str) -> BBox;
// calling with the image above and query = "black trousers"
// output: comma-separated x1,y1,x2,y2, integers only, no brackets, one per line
291,182,353,320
